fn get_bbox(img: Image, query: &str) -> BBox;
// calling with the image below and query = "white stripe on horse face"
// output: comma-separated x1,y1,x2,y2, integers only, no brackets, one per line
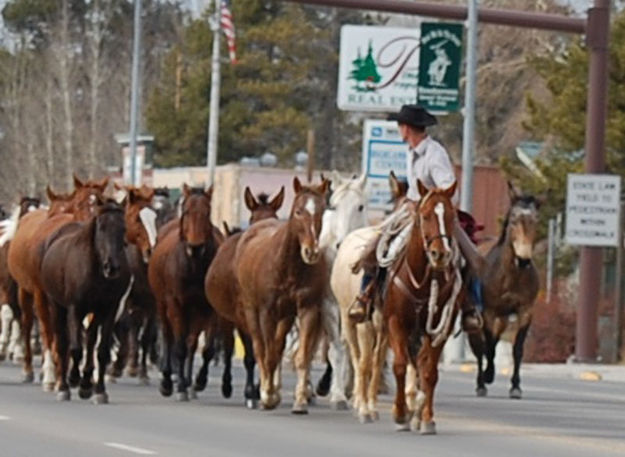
434,202,450,252
305,197,316,216
139,207,158,249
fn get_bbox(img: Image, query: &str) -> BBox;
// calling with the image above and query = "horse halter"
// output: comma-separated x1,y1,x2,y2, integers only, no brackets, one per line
417,192,453,255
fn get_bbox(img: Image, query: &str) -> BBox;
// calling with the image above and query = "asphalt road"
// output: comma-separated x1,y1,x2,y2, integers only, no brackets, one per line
0,359,624,457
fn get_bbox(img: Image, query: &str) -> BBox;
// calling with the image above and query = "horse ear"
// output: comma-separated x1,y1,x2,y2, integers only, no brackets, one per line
417,179,429,198
113,182,124,192
205,185,213,201
222,221,231,236
319,177,331,196
508,181,521,202
389,171,401,197
127,188,137,204
96,176,109,192
331,170,343,187
443,181,458,201
46,185,57,201
182,183,191,198
73,173,84,189
270,186,285,211
244,187,258,211
293,176,303,194
357,173,367,189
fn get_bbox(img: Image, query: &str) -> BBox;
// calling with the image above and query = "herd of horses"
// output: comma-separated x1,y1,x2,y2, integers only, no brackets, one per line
0,170,540,435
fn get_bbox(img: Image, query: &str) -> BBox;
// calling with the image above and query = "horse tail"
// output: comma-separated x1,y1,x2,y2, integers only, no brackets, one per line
0,205,21,247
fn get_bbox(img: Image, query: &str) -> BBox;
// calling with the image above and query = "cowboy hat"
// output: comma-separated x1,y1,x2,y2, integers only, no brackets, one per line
387,104,437,128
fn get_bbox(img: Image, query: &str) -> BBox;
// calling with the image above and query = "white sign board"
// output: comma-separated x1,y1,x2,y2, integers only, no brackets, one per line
122,145,145,185
338,25,420,112
565,174,621,247
362,120,406,210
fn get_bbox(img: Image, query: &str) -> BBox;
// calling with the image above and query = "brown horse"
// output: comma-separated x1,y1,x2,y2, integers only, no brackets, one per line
384,180,463,434
234,177,329,413
148,184,223,401
205,186,285,408
7,175,108,388
466,183,540,399
0,197,41,361
40,201,130,403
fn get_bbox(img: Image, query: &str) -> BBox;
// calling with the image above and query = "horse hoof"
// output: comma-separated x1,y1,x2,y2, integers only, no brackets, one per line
222,383,233,399
484,368,495,384
358,413,373,424
193,379,207,393
138,376,150,386
159,381,173,397
476,387,487,397
420,421,436,435
410,417,421,433
22,372,34,384
56,390,70,402
93,393,109,405
42,382,55,393
261,402,277,411
509,387,522,399
245,398,258,410
370,410,380,421
307,395,317,406
105,375,117,384
126,366,139,378
79,387,93,400
175,391,189,402
395,422,410,432
188,388,198,400
331,400,349,411
291,404,308,415
69,376,80,389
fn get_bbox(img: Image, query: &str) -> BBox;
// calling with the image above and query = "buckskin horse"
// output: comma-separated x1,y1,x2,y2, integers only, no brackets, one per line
205,185,285,408
8,176,107,389
148,184,223,401
464,182,540,399
234,177,329,413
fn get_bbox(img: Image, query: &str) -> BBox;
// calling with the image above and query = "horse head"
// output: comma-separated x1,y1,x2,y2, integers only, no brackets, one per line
46,186,76,216
324,171,367,249
179,183,214,258
244,186,285,224
72,173,108,221
290,176,330,265
93,201,127,279
119,184,157,263
504,182,540,267
416,179,457,271
18,196,41,217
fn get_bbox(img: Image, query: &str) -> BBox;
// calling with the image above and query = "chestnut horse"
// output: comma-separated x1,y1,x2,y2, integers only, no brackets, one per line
385,181,462,435
205,186,285,408
40,201,130,403
8,176,107,388
465,183,540,399
234,177,329,413
0,197,41,362
149,184,223,401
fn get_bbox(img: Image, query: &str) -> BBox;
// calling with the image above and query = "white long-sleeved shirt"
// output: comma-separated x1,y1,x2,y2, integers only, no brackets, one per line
406,135,458,204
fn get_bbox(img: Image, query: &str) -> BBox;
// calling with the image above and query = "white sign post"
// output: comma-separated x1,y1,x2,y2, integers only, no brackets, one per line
362,120,406,210
338,25,420,112
565,174,621,247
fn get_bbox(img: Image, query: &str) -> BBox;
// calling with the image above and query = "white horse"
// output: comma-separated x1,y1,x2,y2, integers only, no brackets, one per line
284,171,368,409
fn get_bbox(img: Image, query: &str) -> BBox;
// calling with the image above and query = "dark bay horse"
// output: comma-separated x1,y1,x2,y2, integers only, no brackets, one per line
384,180,463,434
205,186,285,408
0,197,41,361
234,177,329,413
8,176,107,388
41,201,130,403
148,184,223,401
466,183,540,399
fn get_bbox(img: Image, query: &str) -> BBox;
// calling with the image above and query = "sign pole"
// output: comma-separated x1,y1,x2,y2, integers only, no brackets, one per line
206,0,222,187
128,0,142,186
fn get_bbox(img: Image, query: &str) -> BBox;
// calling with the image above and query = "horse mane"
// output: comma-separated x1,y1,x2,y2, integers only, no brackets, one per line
329,179,363,208
0,204,22,247
497,195,538,246
256,193,270,205
154,187,170,198
98,199,124,215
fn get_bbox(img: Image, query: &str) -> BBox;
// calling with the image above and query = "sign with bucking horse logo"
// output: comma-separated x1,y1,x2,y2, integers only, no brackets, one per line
417,22,463,112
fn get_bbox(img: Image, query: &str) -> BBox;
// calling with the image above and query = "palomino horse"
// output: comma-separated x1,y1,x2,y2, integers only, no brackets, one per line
329,170,409,423
205,185,285,408
0,197,41,362
313,171,368,409
41,201,131,403
384,181,462,435
234,177,329,413
109,185,159,383
465,183,540,399
8,176,108,389
148,184,223,401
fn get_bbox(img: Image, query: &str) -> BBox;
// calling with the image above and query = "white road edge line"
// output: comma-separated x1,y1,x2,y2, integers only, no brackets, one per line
103,442,157,455
0,415,10,420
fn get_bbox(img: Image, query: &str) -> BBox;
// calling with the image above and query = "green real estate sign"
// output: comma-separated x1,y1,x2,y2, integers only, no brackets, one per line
417,22,463,113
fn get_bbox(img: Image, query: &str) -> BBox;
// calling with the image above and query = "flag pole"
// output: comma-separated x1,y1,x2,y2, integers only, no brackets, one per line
206,0,222,187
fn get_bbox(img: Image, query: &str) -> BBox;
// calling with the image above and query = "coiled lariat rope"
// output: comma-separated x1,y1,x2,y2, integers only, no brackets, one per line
376,204,413,268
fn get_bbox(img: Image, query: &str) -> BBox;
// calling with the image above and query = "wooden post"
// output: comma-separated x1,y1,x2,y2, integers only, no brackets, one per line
175,51,183,111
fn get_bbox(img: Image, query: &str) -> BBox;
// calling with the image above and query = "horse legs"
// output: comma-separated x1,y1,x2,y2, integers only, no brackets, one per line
126,317,140,378
484,316,507,384
510,313,532,399
53,305,71,401
158,318,174,397
220,319,234,399
184,329,199,400
18,288,34,383
193,329,215,393
110,319,129,378
292,306,321,414
388,316,409,429
240,330,259,408
138,315,156,384
79,319,98,399
33,288,55,392
367,314,387,422
244,306,271,409
93,310,117,404
0,304,11,361
341,310,361,413
322,298,348,409
67,306,83,388
468,330,487,396
416,337,444,435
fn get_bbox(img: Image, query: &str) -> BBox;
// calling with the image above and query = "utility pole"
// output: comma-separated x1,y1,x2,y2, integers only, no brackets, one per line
128,0,142,186
206,0,222,187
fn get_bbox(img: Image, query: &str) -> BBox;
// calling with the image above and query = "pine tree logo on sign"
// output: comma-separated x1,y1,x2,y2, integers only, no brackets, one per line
349,42,382,92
